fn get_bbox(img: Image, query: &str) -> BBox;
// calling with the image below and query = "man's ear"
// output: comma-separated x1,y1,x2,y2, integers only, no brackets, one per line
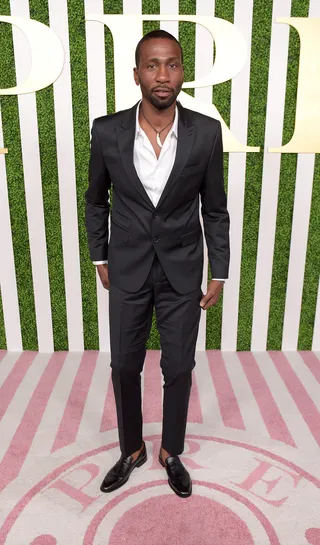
133,67,140,85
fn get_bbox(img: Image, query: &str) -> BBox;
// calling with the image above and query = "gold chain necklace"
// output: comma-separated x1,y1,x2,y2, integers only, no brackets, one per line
141,107,175,148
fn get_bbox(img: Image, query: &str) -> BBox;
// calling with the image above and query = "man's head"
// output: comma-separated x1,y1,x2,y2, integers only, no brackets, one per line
134,30,184,110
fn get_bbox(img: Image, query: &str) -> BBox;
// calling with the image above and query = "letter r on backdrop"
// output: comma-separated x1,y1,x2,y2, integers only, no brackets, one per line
86,14,259,152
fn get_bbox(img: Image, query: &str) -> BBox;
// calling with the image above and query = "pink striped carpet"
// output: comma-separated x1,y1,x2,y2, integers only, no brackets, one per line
0,350,319,544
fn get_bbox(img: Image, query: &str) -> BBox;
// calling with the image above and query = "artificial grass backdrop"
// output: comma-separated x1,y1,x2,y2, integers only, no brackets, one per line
0,0,318,351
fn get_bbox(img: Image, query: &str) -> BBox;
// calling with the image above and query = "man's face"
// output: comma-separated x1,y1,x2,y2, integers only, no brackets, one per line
134,38,184,110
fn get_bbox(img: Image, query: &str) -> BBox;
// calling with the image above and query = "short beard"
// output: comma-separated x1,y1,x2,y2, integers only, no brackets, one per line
148,89,180,110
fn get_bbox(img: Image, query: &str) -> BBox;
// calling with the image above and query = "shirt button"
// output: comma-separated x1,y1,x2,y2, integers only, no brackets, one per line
153,237,159,243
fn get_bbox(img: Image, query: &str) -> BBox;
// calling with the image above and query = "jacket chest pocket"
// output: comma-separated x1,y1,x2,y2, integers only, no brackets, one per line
182,162,202,175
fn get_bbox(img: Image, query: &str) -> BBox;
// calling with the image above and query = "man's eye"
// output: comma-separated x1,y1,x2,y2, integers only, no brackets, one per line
148,64,156,68
169,63,177,68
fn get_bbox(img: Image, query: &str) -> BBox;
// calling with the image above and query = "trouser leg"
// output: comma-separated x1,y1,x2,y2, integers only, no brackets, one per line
109,276,153,457
153,255,202,456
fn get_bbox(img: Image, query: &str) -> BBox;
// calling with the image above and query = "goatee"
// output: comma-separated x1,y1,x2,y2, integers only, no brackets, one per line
149,92,178,110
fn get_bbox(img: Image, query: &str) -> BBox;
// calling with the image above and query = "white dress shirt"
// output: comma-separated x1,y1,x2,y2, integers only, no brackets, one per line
93,101,225,283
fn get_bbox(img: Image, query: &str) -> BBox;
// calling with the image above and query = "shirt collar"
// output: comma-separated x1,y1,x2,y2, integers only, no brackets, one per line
135,100,178,139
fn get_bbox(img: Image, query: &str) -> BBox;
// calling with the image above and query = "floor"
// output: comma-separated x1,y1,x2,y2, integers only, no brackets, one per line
0,349,319,544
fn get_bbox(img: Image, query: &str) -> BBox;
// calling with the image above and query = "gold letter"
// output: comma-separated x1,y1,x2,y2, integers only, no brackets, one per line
269,17,320,153
0,16,64,95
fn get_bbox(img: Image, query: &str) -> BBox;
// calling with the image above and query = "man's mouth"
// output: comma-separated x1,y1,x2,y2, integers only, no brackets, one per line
153,88,172,97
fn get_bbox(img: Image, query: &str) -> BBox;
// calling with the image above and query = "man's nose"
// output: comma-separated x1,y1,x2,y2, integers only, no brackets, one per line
156,65,170,82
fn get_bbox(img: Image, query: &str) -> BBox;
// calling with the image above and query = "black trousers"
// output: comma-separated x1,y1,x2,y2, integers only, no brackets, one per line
109,253,202,457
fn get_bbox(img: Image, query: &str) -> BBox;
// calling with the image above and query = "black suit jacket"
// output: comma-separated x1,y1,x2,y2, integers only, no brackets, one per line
85,100,230,294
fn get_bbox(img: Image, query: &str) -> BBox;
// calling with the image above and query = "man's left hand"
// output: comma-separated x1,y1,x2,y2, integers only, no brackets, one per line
200,280,224,310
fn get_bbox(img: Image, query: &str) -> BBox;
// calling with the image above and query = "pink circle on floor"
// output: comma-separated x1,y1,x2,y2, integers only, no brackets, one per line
30,536,57,545
109,494,255,545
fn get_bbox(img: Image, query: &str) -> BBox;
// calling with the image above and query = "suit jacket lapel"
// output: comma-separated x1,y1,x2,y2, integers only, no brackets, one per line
116,100,196,211
156,101,195,210
116,101,155,210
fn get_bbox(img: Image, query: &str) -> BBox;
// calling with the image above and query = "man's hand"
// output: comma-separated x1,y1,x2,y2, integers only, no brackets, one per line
200,280,224,310
96,263,110,290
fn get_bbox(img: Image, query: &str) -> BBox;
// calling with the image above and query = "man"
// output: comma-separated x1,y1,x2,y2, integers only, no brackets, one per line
85,29,230,498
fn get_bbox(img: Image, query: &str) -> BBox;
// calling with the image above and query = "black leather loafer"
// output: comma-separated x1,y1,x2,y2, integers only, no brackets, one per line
159,452,192,498
100,441,147,493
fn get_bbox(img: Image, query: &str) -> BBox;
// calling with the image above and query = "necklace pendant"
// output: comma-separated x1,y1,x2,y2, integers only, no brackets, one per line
156,133,163,148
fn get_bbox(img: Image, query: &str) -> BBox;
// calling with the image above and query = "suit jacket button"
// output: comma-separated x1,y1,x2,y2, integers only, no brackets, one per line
153,237,159,243
153,213,159,218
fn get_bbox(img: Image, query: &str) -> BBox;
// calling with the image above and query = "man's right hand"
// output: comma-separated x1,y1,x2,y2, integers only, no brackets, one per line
96,263,110,290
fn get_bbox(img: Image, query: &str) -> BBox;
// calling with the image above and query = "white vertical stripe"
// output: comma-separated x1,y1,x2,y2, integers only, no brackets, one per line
123,0,142,13
221,0,253,350
10,0,53,352
222,352,269,436
160,0,179,37
48,0,84,351
282,155,315,350
251,0,291,351
254,352,320,453
85,0,109,351
0,107,22,351
195,0,215,351
282,0,320,350
312,278,320,351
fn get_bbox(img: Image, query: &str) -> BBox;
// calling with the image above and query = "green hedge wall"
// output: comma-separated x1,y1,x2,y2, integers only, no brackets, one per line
0,0,318,351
